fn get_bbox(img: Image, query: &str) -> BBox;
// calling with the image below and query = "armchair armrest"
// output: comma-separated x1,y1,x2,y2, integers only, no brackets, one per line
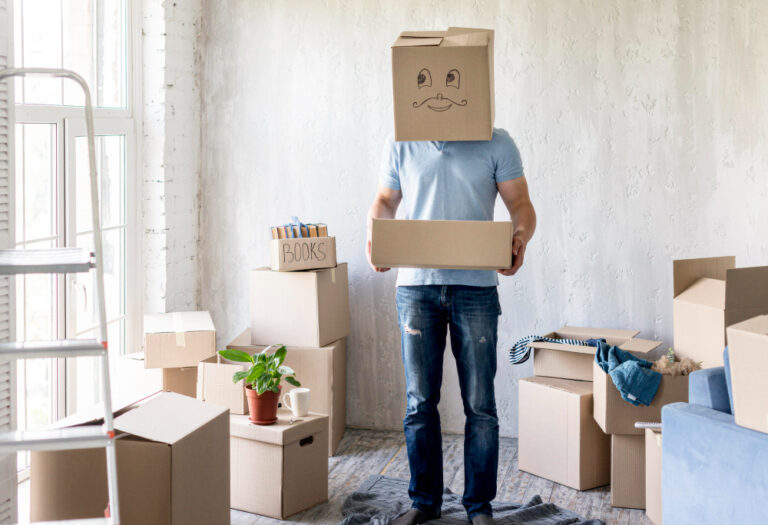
688,367,731,414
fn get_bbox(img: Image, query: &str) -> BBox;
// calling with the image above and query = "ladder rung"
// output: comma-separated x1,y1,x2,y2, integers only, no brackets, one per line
0,248,94,275
0,426,113,453
0,339,106,359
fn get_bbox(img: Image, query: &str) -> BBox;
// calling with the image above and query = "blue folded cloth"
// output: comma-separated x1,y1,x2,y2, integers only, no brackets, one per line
594,341,661,406
508,335,605,365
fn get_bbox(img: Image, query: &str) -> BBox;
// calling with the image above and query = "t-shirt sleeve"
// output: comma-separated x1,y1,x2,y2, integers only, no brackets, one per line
493,130,524,183
379,134,401,190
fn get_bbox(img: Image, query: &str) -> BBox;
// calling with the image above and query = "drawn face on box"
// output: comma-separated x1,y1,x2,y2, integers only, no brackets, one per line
411,67,468,112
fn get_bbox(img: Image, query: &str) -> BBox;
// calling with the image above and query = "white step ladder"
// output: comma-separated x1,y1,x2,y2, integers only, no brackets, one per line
0,68,121,525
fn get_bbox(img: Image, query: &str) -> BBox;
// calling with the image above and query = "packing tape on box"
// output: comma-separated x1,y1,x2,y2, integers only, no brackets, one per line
331,268,336,283
172,312,186,347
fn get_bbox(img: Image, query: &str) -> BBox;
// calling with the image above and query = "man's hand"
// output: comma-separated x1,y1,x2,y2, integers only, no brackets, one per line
498,235,526,276
367,239,390,273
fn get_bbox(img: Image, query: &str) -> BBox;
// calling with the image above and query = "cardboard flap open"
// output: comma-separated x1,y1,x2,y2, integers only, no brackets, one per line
114,392,227,445
393,31,444,47
673,256,735,297
442,27,491,47
556,326,640,342
619,338,663,355
725,266,768,309
144,311,215,334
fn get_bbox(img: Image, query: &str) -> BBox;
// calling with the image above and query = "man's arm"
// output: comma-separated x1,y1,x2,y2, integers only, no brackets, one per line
366,185,402,272
497,176,536,276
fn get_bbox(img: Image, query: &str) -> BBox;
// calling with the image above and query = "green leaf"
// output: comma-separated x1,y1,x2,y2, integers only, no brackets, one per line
274,345,287,366
246,366,263,385
285,376,301,387
232,371,249,384
218,349,253,363
278,365,294,375
270,385,279,394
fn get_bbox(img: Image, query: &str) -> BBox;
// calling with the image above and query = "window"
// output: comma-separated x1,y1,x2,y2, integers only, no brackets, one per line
13,0,138,476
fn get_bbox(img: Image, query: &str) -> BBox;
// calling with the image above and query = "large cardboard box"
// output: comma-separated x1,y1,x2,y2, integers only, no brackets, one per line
726,315,768,434
528,326,662,381
392,27,494,141
593,361,688,435
230,411,328,519
31,393,229,525
518,377,610,490
162,367,198,397
645,428,662,524
370,219,512,270
144,311,216,368
611,434,645,509
250,263,349,348
228,329,346,455
673,256,768,368
270,236,337,272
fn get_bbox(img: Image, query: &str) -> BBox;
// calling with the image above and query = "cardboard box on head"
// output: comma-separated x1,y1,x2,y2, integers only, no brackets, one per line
392,27,494,141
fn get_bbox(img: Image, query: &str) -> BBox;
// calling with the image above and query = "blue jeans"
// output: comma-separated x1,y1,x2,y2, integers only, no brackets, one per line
396,285,501,520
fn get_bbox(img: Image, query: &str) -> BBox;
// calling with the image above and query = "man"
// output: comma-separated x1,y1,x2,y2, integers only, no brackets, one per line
366,130,536,524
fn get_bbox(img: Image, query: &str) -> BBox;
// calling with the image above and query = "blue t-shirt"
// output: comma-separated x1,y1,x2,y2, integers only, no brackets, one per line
379,128,524,287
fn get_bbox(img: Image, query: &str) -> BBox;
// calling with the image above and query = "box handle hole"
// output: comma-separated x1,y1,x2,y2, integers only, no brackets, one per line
300,436,314,447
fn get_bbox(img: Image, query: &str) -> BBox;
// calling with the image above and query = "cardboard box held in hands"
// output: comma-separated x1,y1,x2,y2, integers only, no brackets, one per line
726,315,768,434
528,326,662,381
392,27,494,141
371,219,512,270
144,311,216,368
673,256,768,368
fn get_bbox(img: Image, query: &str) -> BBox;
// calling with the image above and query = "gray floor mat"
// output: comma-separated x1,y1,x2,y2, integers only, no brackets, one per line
340,475,604,525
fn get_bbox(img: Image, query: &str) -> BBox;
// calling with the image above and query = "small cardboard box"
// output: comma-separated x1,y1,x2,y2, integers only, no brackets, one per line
370,219,512,270
392,27,494,141
593,361,688,435
31,393,229,525
645,428,662,524
611,434,645,509
227,329,346,455
162,367,198,397
270,236,337,272
673,256,768,368
518,377,610,490
230,411,328,519
144,311,216,368
197,356,249,415
529,326,662,381
725,315,768,434
250,263,349,348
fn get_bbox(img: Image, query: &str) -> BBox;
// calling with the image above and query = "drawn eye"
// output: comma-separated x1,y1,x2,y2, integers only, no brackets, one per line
446,69,460,89
417,68,432,88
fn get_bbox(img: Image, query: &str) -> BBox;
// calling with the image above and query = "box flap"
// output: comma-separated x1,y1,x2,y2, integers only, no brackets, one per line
442,27,491,47
725,266,768,310
229,411,328,446
674,278,725,309
393,31,444,47
521,376,593,396
144,311,215,334
47,392,161,429
556,326,640,341
619,338,663,355
673,256,735,297
114,392,227,445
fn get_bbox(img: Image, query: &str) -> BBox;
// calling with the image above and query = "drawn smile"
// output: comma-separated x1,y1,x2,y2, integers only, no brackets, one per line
427,103,453,112
413,94,468,112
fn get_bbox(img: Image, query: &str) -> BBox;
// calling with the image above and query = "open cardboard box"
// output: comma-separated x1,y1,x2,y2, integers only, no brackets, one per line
518,377,610,490
370,219,513,270
230,411,328,519
270,236,337,272
224,329,346,456
250,263,349,348
725,314,768,434
144,311,216,369
673,256,768,368
391,27,494,141
593,361,688,435
31,392,229,525
162,367,198,397
529,326,662,381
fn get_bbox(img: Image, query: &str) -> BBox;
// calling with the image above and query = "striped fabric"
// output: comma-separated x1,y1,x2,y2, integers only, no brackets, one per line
508,335,597,365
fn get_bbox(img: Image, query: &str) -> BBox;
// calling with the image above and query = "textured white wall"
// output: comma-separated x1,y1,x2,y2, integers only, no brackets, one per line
198,0,768,437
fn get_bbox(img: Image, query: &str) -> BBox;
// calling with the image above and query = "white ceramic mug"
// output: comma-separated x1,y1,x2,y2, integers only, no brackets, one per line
283,387,310,417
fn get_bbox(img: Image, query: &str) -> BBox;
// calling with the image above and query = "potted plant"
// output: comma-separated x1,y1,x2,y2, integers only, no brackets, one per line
218,344,300,425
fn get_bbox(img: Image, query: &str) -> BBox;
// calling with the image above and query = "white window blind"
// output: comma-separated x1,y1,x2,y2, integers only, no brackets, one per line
0,0,17,521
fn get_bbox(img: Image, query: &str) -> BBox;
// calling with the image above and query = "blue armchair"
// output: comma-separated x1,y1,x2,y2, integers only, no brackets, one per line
662,349,768,524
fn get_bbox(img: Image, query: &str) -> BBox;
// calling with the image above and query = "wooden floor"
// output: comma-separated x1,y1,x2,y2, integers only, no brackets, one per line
231,428,650,525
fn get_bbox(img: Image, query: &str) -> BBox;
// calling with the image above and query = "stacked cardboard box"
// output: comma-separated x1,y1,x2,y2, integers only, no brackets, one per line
143,311,217,397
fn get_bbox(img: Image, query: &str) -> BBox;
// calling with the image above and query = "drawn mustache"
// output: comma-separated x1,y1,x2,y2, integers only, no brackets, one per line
412,95,468,109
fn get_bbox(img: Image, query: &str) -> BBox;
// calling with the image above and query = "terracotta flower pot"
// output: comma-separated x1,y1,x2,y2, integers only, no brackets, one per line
245,384,281,425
